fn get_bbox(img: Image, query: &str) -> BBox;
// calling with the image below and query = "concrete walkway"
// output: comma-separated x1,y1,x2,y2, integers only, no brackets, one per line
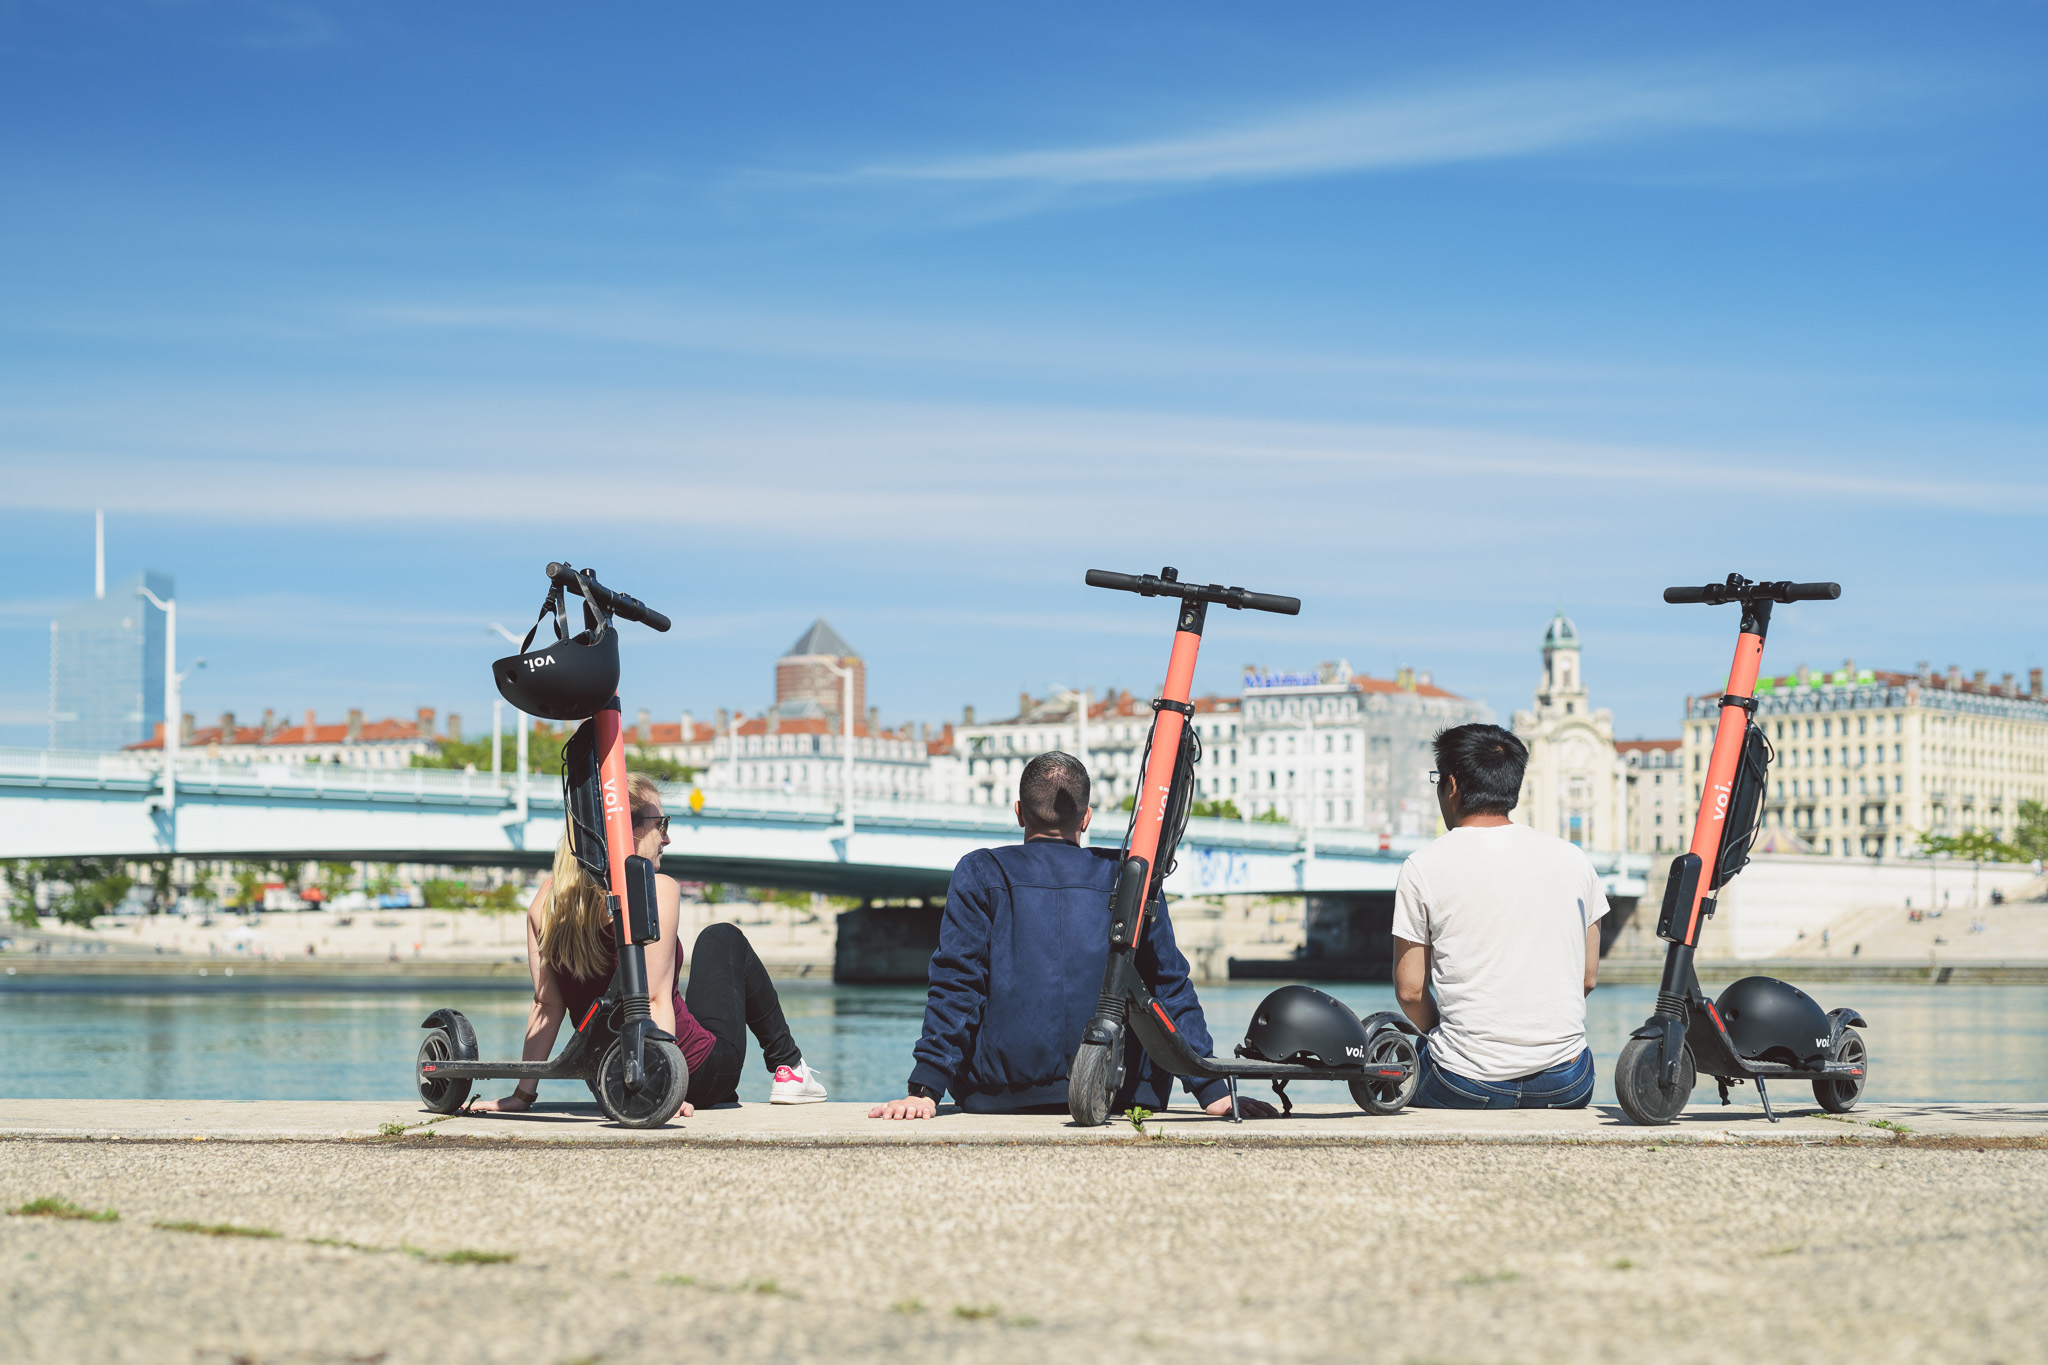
5,1127,2045,1363
3,1097,2042,1144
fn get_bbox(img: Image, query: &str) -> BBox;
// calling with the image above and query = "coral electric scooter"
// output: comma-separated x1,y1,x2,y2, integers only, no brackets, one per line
1614,574,1871,1126
1065,568,1421,1126
413,561,690,1128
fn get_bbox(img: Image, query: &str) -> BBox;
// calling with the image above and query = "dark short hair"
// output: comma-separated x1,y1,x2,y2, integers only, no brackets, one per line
1018,752,1091,832
1432,724,1527,819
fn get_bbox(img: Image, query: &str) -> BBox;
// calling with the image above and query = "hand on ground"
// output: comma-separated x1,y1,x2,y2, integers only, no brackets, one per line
868,1096,938,1120
1204,1095,1281,1119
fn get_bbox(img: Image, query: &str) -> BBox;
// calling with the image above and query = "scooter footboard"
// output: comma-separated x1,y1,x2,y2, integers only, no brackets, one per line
1125,991,1413,1084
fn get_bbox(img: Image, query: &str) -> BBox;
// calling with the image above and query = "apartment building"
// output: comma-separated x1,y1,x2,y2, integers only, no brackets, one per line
1239,660,1491,835
1618,739,1684,853
1682,663,2048,858
953,690,1242,811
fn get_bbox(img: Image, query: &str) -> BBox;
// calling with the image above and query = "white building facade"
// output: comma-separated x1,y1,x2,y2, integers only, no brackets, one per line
1239,661,1492,835
1511,613,1628,852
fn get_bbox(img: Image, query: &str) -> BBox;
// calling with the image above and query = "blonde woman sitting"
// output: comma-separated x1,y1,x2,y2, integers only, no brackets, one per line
471,774,826,1113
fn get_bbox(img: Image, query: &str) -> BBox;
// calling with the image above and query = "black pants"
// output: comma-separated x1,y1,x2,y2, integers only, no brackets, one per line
682,922,802,1106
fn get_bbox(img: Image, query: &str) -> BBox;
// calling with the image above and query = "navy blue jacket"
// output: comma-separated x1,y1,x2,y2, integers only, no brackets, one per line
908,837,1229,1112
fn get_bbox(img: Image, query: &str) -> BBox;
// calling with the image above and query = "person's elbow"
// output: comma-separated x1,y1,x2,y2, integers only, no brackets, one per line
1394,976,1429,1008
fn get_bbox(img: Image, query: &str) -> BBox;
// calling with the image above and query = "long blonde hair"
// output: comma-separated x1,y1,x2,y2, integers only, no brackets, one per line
538,772,662,980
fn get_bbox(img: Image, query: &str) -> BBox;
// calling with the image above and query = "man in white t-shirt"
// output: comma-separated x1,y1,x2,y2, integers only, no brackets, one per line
1390,723,1607,1108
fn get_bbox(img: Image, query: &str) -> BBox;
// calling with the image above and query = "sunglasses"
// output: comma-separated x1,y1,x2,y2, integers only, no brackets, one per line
634,814,671,835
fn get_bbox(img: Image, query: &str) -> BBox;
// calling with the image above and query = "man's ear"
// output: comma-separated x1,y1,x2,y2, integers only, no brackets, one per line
1013,800,1025,829
1078,807,1093,833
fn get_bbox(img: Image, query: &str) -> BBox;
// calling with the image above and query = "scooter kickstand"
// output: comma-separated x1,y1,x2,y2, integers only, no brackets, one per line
1226,1075,1242,1124
1755,1075,1778,1123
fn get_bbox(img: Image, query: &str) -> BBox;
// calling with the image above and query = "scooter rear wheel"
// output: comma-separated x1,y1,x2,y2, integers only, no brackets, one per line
416,1028,472,1115
594,1036,689,1128
1067,1040,1118,1127
1351,1024,1420,1115
1615,1035,1695,1125
1814,1027,1867,1113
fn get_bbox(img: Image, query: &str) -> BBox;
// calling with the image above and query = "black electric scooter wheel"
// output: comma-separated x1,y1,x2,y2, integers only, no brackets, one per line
1814,1027,1868,1114
1615,1035,1696,1125
416,1028,472,1115
1351,1023,1420,1115
1067,1040,1118,1127
594,1036,689,1128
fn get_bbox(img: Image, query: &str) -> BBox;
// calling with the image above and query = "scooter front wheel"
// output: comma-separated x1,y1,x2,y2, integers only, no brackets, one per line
595,1036,689,1128
1067,1040,1118,1127
1614,1035,1695,1125
416,1028,472,1115
1814,1027,1868,1114
1351,1023,1420,1115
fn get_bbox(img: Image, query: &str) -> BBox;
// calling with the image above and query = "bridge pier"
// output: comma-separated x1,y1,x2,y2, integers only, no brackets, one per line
832,901,941,985
1229,892,1394,981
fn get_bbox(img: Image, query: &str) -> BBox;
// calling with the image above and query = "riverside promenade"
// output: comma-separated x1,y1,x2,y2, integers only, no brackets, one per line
5,1099,2045,1364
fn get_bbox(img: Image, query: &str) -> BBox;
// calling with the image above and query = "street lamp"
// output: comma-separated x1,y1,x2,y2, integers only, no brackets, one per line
135,586,202,822
819,658,856,841
488,623,529,823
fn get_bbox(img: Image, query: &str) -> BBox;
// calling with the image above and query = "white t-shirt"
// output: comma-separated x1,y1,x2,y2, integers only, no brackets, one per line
1390,823,1608,1083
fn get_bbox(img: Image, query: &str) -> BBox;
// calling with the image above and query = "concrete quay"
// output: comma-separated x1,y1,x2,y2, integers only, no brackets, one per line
3,1103,2045,1364
2,1096,2043,1145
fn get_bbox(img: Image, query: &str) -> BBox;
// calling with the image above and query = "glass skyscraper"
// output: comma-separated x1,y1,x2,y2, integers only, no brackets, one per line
49,570,172,752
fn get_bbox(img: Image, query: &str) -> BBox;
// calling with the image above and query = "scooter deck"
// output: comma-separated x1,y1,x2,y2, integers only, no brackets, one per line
1125,988,1415,1083
418,1059,592,1082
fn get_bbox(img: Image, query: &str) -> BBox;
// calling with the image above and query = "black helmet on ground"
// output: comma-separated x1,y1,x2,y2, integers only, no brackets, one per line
493,576,621,722
1715,976,1832,1067
1238,984,1371,1067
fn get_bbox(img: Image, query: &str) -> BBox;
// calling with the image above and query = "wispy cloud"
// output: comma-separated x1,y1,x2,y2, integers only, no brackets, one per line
818,62,1914,210
3,392,2041,539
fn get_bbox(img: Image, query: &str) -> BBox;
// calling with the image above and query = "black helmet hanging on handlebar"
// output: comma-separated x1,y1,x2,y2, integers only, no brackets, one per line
1237,984,1372,1067
492,565,623,721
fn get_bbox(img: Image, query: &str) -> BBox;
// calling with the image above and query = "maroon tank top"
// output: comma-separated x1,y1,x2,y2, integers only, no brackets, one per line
553,932,716,1075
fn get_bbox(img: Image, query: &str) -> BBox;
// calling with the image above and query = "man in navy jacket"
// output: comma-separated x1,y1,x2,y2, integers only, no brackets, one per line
870,752,1269,1119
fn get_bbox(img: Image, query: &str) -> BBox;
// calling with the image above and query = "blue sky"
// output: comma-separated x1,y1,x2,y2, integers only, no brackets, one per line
3,2,2045,748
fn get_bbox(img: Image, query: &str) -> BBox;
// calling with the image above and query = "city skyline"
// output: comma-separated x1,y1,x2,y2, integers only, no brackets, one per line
3,6,2044,747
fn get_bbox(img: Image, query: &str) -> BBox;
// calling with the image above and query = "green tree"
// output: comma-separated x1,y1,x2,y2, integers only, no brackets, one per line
146,859,175,914
1919,828,2020,862
4,859,45,927
1252,808,1290,824
317,862,356,904
2012,800,2048,864
411,725,574,776
421,878,476,910
227,863,265,911
628,747,699,784
44,858,136,928
1190,799,1242,820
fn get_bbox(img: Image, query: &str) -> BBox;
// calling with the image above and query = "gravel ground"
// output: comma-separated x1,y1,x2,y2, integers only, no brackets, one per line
3,1137,2045,1364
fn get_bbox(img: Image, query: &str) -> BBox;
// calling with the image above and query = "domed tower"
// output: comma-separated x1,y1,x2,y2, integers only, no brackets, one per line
1539,610,1584,710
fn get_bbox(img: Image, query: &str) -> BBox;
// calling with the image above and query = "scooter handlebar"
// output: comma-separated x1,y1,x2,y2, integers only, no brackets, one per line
546,562,672,632
1085,568,1300,615
1663,578,1842,606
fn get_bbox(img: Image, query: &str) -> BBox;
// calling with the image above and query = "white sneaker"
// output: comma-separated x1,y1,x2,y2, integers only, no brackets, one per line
770,1061,827,1104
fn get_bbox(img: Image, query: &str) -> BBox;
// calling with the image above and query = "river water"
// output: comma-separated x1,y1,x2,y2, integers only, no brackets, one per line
5,980,2046,1108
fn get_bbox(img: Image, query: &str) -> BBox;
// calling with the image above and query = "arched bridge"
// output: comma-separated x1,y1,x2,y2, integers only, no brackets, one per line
0,748,1648,901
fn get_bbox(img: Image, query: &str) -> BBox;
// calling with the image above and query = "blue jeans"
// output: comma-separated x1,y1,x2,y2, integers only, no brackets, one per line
1411,1039,1595,1109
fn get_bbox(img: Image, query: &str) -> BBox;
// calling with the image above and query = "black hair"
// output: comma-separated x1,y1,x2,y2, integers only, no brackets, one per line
1432,723,1528,819
1018,752,1091,833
